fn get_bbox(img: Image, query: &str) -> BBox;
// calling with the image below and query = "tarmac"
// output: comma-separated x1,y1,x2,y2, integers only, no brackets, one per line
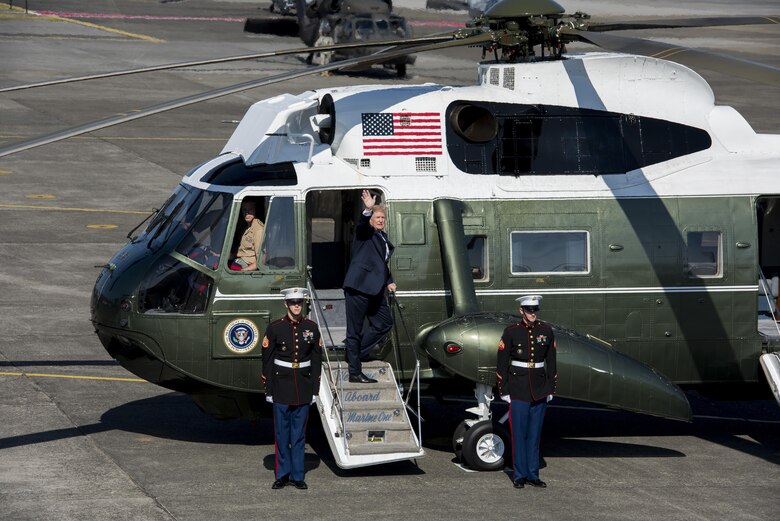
0,1,779,520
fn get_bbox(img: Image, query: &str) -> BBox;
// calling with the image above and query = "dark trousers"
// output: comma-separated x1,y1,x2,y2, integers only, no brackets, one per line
509,399,547,481
273,403,309,481
344,288,393,376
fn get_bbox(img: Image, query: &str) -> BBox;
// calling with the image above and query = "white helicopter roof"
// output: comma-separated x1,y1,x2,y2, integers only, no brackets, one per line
196,52,780,201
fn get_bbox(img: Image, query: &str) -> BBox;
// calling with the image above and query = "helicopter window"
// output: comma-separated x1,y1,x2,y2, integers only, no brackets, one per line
175,192,232,271
145,186,214,252
466,235,488,282
137,255,214,314
203,159,297,187
228,196,269,271
686,231,722,278
143,185,190,238
510,231,589,275
258,196,297,270
446,102,711,176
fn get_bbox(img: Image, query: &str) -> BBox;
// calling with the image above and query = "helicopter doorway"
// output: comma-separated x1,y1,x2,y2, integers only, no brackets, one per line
305,189,385,344
756,196,780,345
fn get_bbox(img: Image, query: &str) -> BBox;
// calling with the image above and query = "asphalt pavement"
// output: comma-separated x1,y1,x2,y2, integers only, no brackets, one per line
1,1,779,520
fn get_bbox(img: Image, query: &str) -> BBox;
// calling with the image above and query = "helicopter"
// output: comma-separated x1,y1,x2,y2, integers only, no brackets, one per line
245,0,415,76
2,0,780,471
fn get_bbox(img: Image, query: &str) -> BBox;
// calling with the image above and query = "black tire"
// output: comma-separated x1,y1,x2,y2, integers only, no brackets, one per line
461,420,508,471
396,63,407,78
451,419,468,463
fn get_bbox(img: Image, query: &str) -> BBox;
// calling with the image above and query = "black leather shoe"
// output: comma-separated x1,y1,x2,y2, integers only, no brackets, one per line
527,479,547,488
348,373,377,383
272,476,289,489
513,478,526,489
291,480,308,490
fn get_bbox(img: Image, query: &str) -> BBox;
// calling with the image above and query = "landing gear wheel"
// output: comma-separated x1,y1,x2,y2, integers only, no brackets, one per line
461,420,509,471
396,63,407,78
451,420,468,463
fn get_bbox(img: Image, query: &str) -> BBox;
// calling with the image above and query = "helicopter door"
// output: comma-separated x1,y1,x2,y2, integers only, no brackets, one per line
305,189,383,342
210,195,304,367
757,196,780,345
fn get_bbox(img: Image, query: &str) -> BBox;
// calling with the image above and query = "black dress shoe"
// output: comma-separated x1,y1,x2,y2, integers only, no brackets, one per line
348,373,377,383
291,480,308,490
527,479,547,488
513,478,526,489
272,476,289,489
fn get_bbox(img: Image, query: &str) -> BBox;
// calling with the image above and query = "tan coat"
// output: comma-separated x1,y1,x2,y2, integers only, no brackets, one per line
236,219,265,266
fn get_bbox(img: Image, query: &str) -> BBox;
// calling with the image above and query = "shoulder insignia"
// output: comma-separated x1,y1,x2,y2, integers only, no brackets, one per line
498,339,505,351
262,335,269,349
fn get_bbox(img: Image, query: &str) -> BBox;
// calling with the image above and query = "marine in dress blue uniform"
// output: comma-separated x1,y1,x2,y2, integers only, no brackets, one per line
342,190,396,383
496,295,557,489
262,287,322,490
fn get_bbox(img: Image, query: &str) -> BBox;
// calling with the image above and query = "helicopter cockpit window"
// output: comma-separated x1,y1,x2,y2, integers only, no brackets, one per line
510,231,589,275
143,185,215,252
175,192,232,271
259,196,297,270
686,231,722,278
137,255,213,314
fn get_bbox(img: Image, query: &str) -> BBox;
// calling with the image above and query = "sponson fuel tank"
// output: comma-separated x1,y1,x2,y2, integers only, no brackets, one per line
418,313,691,421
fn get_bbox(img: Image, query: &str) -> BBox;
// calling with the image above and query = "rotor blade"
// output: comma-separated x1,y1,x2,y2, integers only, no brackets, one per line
0,33,456,93
587,15,780,32
0,32,493,158
562,28,780,87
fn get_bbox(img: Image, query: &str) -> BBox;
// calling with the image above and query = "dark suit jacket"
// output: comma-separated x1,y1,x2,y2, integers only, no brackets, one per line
343,212,394,296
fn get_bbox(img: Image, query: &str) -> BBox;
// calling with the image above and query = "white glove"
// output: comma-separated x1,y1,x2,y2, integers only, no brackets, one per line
546,394,553,403
501,395,511,403
266,395,273,404
311,396,317,405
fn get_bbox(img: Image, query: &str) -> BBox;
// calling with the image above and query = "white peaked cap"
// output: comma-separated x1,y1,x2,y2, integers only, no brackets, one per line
516,294,543,306
281,287,310,300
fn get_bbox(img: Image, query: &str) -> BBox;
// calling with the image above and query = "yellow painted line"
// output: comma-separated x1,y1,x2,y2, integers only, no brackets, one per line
0,371,145,383
764,17,779,24
53,18,165,43
651,47,687,60
0,170,12,175
25,194,56,199
0,3,164,43
0,203,149,215
87,224,119,229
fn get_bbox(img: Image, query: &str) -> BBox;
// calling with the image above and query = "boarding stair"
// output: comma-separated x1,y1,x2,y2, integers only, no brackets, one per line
306,278,425,469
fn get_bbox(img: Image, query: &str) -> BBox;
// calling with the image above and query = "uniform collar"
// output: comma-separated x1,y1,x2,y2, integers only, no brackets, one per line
285,313,302,325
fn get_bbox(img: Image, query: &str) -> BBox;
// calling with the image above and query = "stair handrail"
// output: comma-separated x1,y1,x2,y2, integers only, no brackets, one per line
306,268,349,455
389,293,423,450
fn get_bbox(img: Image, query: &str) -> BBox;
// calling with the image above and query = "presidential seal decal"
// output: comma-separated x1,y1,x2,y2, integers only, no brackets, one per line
224,319,260,354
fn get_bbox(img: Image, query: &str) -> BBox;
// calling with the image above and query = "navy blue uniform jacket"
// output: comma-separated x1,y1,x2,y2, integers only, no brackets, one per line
262,316,322,406
343,212,394,296
496,320,557,402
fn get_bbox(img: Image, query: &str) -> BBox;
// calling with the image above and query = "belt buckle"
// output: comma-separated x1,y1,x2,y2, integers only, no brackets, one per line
292,362,299,369
528,361,535,368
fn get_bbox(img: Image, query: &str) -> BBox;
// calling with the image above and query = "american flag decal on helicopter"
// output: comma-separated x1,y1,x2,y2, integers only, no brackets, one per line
361,112,442,156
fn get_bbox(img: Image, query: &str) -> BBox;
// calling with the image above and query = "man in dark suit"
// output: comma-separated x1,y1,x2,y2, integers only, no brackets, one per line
343,190,396,383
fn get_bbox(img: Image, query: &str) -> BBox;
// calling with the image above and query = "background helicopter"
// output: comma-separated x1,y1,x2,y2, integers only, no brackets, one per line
245,0,415,76
2,0,780,472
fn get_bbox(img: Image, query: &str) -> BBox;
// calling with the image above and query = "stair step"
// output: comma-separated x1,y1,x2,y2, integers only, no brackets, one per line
344,420,410,430
348,441,422,456
341,400,400,411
